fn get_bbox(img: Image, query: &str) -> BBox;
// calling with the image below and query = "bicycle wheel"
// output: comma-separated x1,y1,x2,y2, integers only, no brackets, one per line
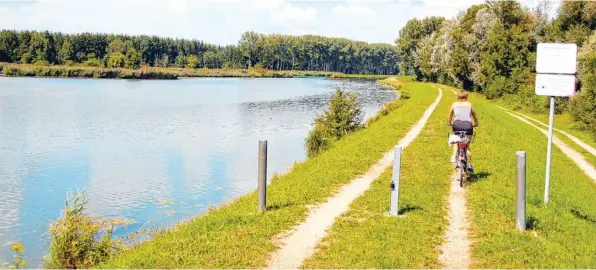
459,162,464,187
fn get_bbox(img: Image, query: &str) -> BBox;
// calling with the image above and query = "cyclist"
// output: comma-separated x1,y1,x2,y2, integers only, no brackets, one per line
448,90,479,173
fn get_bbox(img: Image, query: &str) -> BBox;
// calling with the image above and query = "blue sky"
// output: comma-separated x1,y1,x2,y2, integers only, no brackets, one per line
0,0,557,45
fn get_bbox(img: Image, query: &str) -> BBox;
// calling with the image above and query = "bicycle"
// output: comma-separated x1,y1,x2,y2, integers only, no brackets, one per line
448,131,475,187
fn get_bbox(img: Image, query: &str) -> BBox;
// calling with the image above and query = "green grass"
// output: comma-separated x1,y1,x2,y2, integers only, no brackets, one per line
98,81,439,268
302,85,452,268
448,87,596,268
493,100,596,159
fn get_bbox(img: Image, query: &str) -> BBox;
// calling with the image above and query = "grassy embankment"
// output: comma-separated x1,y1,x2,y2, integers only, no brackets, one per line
439,85,596,268
98,80,438,268
303,85,453,268
302,83,596,268
0,63,407,80
492,100,596,166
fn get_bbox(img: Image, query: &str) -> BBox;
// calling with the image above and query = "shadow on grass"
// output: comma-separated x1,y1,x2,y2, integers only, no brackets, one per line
399,204,423,215
267,201,298,211
527,216,540,230
467,171,491,185
571,209,596,225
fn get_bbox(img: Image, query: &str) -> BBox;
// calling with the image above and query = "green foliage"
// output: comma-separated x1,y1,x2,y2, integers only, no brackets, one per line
44,192,120,269
570,31,596,138
396,0,595,128
305,126,333,157
0,30,400,75
32,59,50,66
107,52,124,68
305,88,363,157
84,58,102,67
186,54,199,68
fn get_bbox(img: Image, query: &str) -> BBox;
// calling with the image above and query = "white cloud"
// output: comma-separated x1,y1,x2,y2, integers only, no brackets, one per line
332,4,375,20
0,0,554,45
167,0,189,13
272,5,317,24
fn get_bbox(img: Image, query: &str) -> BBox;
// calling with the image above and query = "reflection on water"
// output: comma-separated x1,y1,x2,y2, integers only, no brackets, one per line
0,77,395,265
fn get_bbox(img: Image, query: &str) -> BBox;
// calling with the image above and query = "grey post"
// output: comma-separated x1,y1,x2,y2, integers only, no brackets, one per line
544,96,555,204
516,151,526,231
389,145,403,216
258,140,268,212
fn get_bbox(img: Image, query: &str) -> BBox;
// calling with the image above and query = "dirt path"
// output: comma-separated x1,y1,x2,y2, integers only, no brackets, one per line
438,170,472,269
265,87,444,269
506,112,596,182
437,86,472,269
497,105,596,159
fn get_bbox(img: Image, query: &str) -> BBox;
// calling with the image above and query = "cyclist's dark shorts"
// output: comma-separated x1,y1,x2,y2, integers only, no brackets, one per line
452,120,474,136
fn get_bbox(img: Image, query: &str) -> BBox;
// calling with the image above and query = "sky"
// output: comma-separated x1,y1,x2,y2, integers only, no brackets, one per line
0,0,559,45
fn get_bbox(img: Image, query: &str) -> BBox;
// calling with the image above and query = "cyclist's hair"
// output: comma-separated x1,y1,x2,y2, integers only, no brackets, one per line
457,90,469,101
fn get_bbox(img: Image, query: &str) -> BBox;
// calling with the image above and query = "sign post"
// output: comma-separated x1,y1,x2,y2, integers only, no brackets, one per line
535,43,577,204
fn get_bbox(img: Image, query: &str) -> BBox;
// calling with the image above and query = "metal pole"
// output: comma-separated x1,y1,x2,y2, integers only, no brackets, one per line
389,145,402,216
544,96,555,204
258,140,267,212
516,151,526,231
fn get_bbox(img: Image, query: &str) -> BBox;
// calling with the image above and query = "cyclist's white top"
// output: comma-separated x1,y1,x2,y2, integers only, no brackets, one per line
451,101,473,122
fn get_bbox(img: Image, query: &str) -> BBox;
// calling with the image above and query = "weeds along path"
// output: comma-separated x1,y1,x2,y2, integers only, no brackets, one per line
266,87,443,269
452,89,596,268
99,81,437,268
438,89,472,269
302,85,453,268
503,111,596,182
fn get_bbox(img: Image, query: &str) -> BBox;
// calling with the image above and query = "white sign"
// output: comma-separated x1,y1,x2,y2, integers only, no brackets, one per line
535,74,576,96
536,43,577,74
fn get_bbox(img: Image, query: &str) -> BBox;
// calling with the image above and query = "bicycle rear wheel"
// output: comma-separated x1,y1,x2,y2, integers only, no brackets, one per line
459,162,464,187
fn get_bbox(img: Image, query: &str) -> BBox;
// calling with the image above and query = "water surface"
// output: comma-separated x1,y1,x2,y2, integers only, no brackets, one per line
0,77,395,265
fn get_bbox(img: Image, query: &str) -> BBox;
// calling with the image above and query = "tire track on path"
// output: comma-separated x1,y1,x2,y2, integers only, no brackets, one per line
266,86,444,269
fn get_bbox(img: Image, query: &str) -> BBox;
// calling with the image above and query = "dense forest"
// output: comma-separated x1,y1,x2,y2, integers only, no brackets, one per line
0,30,400,75
396,1,596,137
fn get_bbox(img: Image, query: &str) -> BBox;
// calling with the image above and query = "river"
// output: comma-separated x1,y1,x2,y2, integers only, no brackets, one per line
0,77,395,265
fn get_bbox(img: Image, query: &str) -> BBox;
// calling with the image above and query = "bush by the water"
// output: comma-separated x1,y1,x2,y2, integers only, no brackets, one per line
44,192,122,269
306,88,363,157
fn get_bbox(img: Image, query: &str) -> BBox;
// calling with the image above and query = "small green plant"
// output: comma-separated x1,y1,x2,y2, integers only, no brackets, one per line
306,125,333,157
306,88,363,157
44,192,121,269
11,242,26,269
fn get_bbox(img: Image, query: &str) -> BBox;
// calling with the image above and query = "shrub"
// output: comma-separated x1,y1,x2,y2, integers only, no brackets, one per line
305,88,363,157
44,192,122,269
305,125,333,157
83,58,102,67
32,60,50,66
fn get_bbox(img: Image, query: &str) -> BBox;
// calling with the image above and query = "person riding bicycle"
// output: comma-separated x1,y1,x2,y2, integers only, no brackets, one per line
448,90,479,173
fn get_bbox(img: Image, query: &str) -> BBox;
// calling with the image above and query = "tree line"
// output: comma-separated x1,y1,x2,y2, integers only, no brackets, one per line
396,1,596,137
0,30,400,75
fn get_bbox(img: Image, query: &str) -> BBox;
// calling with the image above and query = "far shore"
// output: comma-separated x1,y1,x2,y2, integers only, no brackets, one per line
0,63,400,80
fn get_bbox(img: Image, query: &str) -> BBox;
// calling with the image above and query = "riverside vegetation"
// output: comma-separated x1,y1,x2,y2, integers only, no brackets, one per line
396,1,596,138
0,30,399,75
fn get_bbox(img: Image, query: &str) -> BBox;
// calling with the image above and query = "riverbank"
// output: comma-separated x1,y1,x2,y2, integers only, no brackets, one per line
0,63,406,80
97,79,435,268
